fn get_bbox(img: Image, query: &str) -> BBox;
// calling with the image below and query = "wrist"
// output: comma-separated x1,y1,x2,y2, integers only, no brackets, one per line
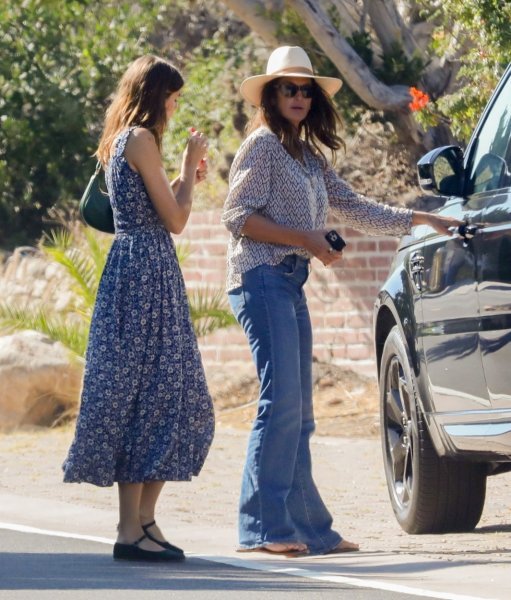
292,229,310,249
180,157,197,177
412,210,434,227
179,170,194,185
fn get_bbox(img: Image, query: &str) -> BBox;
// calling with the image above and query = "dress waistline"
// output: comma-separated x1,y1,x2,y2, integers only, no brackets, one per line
115,224,166,235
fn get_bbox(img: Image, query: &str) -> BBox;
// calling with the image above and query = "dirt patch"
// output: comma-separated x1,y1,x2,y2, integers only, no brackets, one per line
207,360,380,438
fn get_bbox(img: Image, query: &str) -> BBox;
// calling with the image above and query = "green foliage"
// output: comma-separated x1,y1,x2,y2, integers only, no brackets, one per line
273,8,341,80
0,0,166,248
164,35,254,207
42,229,100,310
422,0,511,142
347,31,373,68
0,304,90,358
189,287,239,338
0,0,253,247
0,223,237,359
374,43,426,87
0,225,103,358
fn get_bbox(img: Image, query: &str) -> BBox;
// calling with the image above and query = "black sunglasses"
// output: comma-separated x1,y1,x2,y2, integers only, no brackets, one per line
274,82,314,99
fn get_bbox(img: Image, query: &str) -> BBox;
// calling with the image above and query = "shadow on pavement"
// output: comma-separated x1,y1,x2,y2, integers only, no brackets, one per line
0,552,345,592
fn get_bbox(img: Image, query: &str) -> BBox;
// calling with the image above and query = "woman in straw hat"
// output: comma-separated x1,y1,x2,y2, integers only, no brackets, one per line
222,46,461,555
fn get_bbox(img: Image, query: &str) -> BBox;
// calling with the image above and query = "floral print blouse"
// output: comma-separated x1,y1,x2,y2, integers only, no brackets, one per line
222,126,412,291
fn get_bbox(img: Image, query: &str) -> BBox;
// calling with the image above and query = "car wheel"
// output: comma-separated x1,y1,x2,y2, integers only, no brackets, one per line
379,326,487,533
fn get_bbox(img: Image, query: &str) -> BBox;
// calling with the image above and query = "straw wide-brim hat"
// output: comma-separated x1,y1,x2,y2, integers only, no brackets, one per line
240,46,343,107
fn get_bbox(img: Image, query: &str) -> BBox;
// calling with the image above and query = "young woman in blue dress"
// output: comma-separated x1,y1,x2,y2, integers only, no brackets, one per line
63,55,214,562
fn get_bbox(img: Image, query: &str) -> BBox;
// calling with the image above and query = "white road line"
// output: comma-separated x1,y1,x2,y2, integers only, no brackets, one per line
0,522,113,545
195,554,495,600
0,523,496,600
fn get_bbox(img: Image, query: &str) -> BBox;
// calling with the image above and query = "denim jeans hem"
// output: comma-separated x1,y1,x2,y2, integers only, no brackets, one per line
238,532,342,554
238,538,306,550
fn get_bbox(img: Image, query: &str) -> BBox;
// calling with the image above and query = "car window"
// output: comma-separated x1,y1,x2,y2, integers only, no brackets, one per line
467,73,511,195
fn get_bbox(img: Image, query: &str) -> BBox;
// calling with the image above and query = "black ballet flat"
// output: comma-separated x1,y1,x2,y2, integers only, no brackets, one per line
113,534,185,562
142,520,185,556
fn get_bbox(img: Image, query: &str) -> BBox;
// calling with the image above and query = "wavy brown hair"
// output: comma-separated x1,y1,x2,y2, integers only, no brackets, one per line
246,78,344,165
96,55,184,165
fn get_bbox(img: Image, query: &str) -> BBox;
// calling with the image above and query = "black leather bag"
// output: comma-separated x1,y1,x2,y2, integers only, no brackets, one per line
79,162,115,234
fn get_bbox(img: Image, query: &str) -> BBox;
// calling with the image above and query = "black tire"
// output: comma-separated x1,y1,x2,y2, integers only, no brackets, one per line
379,326,487,534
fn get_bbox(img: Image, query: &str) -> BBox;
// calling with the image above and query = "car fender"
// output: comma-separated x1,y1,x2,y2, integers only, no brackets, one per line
374,255,456,457
374,252,420,375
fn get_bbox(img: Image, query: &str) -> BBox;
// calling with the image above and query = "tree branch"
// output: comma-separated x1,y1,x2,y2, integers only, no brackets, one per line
320,0,360,35
221,0,279,46
364,0,421,58
288,0,410,111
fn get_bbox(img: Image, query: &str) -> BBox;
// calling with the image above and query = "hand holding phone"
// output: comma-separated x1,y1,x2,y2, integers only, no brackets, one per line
325,230,346,252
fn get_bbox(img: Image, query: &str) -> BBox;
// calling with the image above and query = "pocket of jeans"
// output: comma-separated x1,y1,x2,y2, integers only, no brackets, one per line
279,257,311,284
227,286,244,321
276,263,295,277
275,256,297,276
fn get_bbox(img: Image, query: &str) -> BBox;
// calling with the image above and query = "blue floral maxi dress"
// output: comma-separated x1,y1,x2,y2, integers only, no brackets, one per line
63,128,215,487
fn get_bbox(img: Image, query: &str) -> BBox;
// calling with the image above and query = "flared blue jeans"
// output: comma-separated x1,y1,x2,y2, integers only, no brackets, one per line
228,255,342,554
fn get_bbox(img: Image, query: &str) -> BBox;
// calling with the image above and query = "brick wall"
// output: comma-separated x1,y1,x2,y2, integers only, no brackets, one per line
177,209,398,377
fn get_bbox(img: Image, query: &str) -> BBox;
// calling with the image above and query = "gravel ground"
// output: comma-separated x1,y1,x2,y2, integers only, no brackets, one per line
0,419,510,562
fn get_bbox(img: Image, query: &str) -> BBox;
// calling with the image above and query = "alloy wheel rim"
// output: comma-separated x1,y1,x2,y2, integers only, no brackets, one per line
384,355,414,510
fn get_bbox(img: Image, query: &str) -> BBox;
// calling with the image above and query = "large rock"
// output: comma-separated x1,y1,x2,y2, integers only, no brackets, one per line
0,331,83,431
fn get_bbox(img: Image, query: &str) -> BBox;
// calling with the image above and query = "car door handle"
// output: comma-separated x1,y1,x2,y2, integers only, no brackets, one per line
450,223,482,247
459,223,479,239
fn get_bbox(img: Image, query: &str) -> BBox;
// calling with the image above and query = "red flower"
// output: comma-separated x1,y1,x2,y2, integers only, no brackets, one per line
409,86,429,112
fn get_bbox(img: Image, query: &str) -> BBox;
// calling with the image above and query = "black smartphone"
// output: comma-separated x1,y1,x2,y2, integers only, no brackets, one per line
325,230,346,252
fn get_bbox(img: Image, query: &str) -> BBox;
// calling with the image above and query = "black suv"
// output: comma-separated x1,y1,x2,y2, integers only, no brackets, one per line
374,63,511,534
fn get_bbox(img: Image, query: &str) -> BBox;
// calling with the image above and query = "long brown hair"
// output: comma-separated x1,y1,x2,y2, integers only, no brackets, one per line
246,78,344,165
96,55,184,165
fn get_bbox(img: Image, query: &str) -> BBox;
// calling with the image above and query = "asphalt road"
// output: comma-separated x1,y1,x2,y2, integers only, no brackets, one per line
0,427,509,600
0,528,428,600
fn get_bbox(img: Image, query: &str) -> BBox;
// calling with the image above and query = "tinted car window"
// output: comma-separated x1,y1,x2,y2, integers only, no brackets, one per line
467,74,511,195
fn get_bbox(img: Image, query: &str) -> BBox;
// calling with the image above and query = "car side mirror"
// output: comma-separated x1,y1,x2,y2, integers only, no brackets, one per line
417,145,465,197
